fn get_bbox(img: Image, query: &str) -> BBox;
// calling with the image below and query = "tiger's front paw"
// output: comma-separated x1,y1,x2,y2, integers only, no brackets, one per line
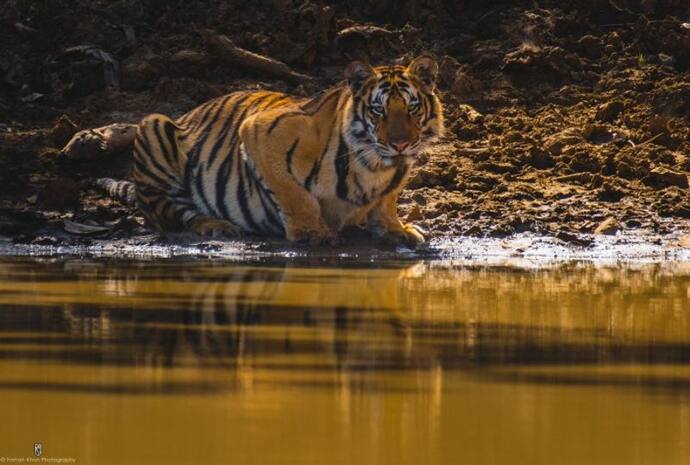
190,217,241,238
286,222,339,246
383,223,426,247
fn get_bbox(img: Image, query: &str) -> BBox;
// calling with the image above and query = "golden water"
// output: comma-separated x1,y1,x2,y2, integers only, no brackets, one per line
0,258,689,465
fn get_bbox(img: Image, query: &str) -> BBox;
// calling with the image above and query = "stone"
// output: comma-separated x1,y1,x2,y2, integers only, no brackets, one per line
594,217,620,235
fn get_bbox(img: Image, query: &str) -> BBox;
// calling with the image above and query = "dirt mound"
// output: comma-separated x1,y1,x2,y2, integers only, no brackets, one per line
1,1,689,245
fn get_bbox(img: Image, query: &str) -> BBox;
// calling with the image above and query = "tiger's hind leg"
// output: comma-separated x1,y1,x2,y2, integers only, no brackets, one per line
132,114,240,237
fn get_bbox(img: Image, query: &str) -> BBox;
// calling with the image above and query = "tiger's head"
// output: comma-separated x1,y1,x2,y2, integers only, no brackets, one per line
344,55,444,169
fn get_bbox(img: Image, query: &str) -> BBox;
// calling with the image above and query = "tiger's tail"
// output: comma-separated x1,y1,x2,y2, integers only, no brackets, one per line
95,178,136,206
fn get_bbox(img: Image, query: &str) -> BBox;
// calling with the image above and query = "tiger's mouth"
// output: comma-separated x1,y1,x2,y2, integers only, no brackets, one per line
373,141,422,161
369,146,420,169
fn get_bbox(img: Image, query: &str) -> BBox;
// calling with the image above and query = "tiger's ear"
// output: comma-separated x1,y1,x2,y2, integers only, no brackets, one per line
408,55,438,89
344,61,374,93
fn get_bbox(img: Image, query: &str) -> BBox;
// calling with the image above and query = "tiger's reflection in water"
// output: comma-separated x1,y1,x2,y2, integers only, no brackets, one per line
2,259,690,399
37,260,433,375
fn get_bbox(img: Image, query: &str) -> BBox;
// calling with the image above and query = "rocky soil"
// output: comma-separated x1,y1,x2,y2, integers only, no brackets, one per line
1,0,689,248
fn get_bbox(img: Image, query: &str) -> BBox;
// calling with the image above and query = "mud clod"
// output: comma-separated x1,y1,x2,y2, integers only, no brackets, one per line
646,167,689,189
595,101,625,123
50,115,79,148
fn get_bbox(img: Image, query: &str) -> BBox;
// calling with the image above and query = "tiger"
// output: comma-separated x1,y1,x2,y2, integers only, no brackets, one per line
101,55,444,245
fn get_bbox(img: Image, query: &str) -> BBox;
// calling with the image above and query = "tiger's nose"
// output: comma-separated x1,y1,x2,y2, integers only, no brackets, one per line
391,140,410,152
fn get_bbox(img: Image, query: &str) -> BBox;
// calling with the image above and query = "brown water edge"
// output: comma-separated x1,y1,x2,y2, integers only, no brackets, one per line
0,257,689,465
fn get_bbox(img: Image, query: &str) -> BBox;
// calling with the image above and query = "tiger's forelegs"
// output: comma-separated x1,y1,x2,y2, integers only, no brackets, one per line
251,165,336,245
239,131,336,245
189,216,242,237
283,200,338,245
367,193,425,246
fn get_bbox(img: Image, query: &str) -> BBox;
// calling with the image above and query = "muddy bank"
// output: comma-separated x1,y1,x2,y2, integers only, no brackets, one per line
1,1,689,249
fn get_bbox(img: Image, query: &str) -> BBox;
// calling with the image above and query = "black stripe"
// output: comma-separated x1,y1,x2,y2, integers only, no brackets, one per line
381,164,409,197
163,120,181,163
133,156,173,190
304,117,338,190
134,154,173,190
161,200,174,221
422,96,437,125
245,159,256,197
267,111,304,134
215,155,234,220
214,122,245,208
236,156,260,233
304,157,321,191
334,135,350,201
256,184,285,235
187,95,220,121
258,93,287,110
194,162,217,216
138,133,178,186
298,88,326,112
206,93,255,166
286,138,299,175
183,148,197,190
190,94,243,159
186,94,233,136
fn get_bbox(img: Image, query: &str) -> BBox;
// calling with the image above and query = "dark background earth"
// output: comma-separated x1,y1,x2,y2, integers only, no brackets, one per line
1,0,689,246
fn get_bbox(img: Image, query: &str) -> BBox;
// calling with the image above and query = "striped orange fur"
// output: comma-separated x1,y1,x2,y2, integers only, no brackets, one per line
131,56,444,244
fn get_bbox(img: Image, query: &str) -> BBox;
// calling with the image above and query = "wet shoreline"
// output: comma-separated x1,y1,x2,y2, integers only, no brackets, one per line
2,230,690,265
